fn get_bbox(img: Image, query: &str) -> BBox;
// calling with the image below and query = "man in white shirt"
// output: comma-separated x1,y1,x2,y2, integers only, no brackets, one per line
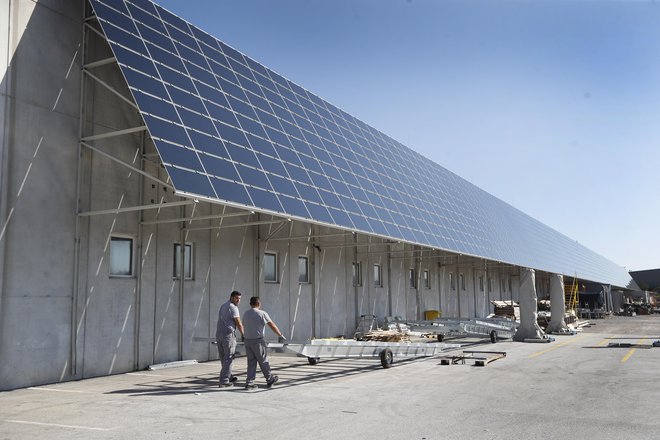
242,296,285,390
216,291,244,387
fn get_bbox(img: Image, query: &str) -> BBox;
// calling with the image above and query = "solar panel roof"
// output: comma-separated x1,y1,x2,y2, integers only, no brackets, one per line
88,0,634,288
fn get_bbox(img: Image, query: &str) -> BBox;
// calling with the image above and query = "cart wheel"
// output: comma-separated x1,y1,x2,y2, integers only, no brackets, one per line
437,334,444,342
380,348,394,369
307,357,320,365
490,330,498,344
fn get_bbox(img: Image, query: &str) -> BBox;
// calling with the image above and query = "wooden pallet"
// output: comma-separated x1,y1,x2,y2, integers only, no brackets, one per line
440,350,506,367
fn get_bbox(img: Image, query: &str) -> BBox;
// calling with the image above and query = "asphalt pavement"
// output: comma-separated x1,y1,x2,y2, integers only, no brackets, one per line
1,315,659,440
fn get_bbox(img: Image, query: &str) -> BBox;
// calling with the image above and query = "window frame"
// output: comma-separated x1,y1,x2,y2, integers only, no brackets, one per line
298,255,310,284
450,272,455,291
173,242,194,280
408,268,417,289
423,269,430,289
479,275,484,292
460,273,465,291
373,264,383,288
352,261,362,287
109,235,134,278
264,251,278,283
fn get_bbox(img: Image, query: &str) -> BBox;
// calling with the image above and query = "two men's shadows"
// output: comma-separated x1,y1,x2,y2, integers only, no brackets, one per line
105,356,417,397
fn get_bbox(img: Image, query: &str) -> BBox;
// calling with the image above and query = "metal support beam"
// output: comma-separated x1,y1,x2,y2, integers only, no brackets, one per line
264,219,291,241
78,200,195,217
83,69,139,110
315,241,395,250
81,141,172,189
267,232,352,242
84,56,116,69
81,125,146,142
184,219,286,232
141,210,253,226
84,22,106,41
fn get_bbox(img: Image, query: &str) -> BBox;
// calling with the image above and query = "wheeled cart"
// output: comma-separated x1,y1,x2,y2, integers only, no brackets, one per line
393,317,516,343
268,339,460,369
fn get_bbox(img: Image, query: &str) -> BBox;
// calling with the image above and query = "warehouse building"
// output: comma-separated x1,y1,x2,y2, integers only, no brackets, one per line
0,0,636,390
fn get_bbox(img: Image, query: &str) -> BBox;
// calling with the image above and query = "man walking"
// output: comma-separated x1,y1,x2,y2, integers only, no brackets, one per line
216,291,244,387
242,296,285,390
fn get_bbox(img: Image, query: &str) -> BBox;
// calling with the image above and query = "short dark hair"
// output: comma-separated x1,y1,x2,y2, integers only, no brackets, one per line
230,291,242,298
249,296,261,306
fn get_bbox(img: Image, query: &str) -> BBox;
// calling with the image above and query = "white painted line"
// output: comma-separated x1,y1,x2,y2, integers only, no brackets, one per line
52,88,63,110
16,163,32,198
0,207,15,241
5,420,112,431
125,372,171,377
27,387,90,394
65,49,79,79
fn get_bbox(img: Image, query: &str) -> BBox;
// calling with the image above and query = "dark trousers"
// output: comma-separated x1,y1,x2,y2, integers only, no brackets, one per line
217,334,236,384
244,338,272,385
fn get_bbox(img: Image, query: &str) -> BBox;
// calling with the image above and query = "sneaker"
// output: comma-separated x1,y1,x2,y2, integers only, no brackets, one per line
229,375,238,383
245,383,257,390
266,375,279,388
218,382,233,388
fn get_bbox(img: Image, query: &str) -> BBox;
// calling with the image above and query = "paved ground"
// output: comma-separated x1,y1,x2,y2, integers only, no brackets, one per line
1,315,659,440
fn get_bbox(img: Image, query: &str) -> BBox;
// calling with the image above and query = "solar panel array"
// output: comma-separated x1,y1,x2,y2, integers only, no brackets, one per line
89,0,634,288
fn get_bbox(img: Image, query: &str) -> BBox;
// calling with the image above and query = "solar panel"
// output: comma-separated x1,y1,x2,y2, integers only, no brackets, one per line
89,0,634,288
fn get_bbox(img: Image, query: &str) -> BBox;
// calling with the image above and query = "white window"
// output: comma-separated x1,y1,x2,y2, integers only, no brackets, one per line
173,243,193,280
409,268,417,289
373,264,382,287
460,273,465,291
352,262,362,287
450,272,455,291
264,252,278,283
479,276,484,292
110,236,133,277
298,256,309,283
423,270,430,289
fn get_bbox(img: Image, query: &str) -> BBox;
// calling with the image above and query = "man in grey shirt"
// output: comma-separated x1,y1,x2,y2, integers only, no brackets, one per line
242,296,285,389
216,291,244,387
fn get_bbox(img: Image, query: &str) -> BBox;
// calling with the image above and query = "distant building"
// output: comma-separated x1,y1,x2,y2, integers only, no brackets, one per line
629,269,660,291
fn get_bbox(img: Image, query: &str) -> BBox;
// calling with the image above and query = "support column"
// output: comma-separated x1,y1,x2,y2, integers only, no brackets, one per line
513,268,545,341
546,273,569,333
387,244,392,317
603,284,612,314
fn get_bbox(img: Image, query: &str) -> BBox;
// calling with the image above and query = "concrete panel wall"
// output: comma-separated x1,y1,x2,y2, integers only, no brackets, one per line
316,229,349,338
0,0,82,390
366,253,389,320
390,254,407,318
473,269,488,318
285,223,314,341
404,259,418,319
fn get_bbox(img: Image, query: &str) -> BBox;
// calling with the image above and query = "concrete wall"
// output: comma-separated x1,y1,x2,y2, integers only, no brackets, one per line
0,0,83,390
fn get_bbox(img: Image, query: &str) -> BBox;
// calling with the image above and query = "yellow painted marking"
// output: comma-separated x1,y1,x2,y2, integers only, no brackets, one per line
621,338,646,363
528,335,586,358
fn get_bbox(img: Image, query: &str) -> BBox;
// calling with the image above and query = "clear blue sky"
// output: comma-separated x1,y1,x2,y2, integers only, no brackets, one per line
157,0,660,271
